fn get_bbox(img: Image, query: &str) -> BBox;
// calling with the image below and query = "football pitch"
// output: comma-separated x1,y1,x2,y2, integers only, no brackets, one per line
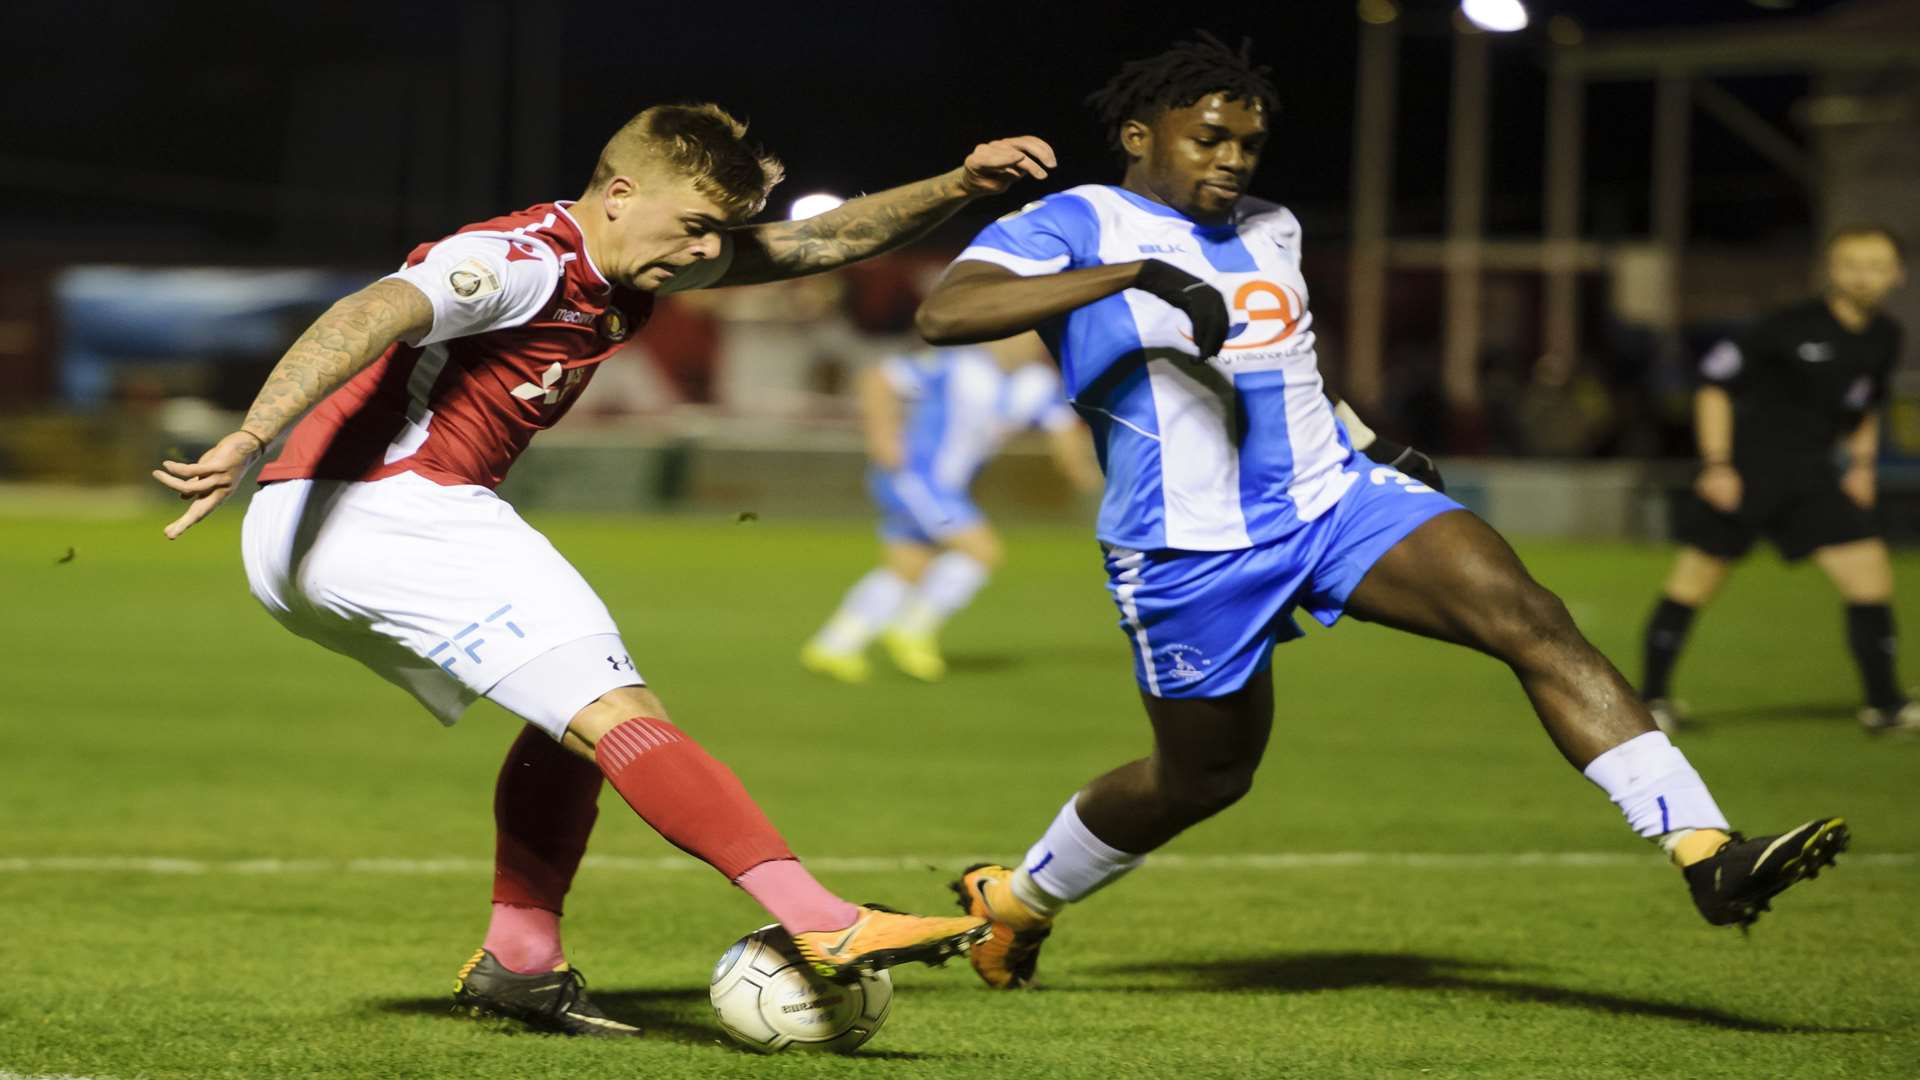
3,510,1917,1079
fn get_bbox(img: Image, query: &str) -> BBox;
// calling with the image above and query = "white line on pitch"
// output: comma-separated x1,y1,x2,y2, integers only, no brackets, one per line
0,852,1911,876
0,1071,122,1080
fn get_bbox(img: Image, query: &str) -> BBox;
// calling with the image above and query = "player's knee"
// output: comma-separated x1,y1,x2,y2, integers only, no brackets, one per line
973,537,1005,571
1161,763,1255,824
1664,550,1728,606
950,530,1003,570
1486,582,1581,660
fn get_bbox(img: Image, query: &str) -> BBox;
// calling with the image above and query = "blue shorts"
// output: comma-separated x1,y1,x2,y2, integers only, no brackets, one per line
869,469,983,545
1105,467,1464,699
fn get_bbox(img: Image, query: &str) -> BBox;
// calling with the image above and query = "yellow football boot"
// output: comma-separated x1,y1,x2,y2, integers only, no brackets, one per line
880,629,947,682
949,863,1053,989
800,642,870,684
789,905,989,983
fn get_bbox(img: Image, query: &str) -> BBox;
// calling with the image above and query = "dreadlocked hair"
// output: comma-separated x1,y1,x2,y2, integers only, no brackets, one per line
1085,32,1278,152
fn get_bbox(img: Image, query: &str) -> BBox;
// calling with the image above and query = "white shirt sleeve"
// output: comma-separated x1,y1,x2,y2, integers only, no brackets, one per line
655,230,738,295
387,232,562,346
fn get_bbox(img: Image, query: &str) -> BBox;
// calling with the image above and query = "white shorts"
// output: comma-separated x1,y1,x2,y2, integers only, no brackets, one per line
240,471,645,739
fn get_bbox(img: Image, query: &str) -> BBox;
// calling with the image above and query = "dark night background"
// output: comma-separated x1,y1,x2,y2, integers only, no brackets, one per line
0,0,1849,265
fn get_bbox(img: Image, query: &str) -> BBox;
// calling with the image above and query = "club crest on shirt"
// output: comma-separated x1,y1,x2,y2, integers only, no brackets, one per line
599,305,629,342
1162,643,1212,684
446,258,501,300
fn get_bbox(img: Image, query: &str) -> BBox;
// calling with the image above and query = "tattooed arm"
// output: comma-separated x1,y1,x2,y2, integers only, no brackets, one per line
714,136,1056,287
151,278,433,539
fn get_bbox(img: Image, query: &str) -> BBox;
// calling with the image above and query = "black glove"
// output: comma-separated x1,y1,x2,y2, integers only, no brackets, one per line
1364,437,1446,493
1134,259,1229,359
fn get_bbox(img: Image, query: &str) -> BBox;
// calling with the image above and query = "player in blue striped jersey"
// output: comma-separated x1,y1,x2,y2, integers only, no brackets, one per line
803,333,1100,682
919,34,1846,990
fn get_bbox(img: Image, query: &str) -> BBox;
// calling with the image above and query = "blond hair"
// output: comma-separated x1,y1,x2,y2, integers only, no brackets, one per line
587,103,784,219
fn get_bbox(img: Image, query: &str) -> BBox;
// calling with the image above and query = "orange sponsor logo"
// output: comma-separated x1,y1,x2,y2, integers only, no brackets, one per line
1178,279,1306,351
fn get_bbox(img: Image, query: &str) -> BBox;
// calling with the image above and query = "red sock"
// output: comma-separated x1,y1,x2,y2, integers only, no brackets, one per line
483,903,566,974
594,717,796,881
735,858,859,934
493,724,602,912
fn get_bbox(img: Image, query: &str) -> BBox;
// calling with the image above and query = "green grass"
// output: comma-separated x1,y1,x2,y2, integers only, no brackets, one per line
2,510,1916,1079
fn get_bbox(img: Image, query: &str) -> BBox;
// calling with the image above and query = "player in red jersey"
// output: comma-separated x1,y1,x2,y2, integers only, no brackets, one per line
152,103,1055,1037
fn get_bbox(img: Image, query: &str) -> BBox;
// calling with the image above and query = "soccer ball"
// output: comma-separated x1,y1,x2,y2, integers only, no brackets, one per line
708,925,893,1053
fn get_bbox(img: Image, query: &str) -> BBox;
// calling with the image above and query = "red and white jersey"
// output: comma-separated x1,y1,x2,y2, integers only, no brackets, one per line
260,201,730,489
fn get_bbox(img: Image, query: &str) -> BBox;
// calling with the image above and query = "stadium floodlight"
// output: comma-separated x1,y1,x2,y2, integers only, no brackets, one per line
788,193,846,221
1460,0,1528,32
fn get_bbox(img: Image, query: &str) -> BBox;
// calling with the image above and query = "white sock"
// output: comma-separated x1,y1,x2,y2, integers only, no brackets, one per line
813,570,910,654
892,551,990,637
1010,796,1144,914
1582,731,1730,839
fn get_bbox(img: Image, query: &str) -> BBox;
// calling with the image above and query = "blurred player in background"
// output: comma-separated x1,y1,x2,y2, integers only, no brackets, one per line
802,332,1101,683
914,35,1848,991
150,103,1057,1034
1641,227,1912,734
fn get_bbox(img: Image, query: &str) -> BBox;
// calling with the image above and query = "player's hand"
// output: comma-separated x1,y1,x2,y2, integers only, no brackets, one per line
959,136,1056,195
1364,439,1447,493
152,430,265,540
1695,462,1741,513
1134,259,1229,359
1841,462,1876,509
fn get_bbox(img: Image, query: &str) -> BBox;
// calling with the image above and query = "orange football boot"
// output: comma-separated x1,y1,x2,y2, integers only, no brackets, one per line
789,905,989,983
950,863,1053,989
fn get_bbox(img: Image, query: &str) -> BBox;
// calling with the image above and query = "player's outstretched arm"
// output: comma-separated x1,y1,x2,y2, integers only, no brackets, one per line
1692,384,1741,512
917,259,1229,358
151,278,432,539
1330,395,1446,492
857,365,907,471
716,137,1056,287
1841,408,1880,508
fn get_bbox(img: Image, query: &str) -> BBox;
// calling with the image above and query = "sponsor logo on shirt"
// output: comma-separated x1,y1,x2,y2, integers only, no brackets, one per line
446,258,501,300
1138,243,1187,255
1180,279,1308,353
510,361,584,405
1797,341,1835,363
549,307,595,326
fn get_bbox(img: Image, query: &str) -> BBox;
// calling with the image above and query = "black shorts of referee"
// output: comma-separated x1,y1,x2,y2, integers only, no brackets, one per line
1673,463,1878,562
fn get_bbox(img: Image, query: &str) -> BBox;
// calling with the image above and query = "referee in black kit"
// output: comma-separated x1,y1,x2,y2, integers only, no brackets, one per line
1641,226,1913,734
